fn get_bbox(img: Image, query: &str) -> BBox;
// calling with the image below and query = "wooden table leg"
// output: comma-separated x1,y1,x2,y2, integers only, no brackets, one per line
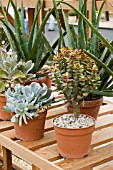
2,146,12,170
32,164,40,170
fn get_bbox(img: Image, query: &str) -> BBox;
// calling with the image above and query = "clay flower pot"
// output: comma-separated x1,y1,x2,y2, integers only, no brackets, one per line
53,114,95,158
67,97,103,120
24,76,51,88
0,95,11,120
14,111,47,141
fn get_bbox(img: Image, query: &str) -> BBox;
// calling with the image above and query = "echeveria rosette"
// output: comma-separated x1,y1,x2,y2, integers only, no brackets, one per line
4,82,53,126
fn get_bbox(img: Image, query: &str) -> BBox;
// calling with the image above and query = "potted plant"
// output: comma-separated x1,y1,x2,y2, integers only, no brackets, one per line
50,47,101,158
68,9,77,24
0,48,35,120
52,0,105,120
59,0,113,100
0,0,56,86
3,82,53,141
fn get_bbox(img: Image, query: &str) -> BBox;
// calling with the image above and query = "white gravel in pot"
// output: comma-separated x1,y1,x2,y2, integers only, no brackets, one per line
53,114,94,128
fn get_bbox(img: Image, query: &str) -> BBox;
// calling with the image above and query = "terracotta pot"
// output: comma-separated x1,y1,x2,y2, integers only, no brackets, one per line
24,77,46,86
45,77,51,88
53,114,95,158
0,95,11,120
14,111,47,141
67,97,103,120
44,71,52,88
24,76,51,88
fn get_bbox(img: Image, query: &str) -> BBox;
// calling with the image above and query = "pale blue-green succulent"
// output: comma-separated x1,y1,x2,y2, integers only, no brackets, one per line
0,48,35,93
4,82,53,126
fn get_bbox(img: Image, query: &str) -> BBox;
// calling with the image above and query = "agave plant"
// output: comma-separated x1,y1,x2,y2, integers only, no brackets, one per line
0,0,57,73
4,82,53,126
0,48,35,93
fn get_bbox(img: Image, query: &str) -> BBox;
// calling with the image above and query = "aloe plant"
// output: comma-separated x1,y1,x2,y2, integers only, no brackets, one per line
0,0,57,73
52,0,113,98
4,82,53,126
0,48,35,93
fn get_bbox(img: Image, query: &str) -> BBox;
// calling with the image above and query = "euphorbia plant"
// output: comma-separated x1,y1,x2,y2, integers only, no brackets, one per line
51,47,100,118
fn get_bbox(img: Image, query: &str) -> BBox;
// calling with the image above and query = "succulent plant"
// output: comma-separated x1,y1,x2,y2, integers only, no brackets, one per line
68,10,76,16
51,47,100,118
4,82,53,126
53,0,113,98
0,48,35,93
0,0,56,73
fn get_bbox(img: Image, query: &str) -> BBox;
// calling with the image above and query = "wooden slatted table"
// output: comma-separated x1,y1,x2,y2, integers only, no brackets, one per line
0,99,113,170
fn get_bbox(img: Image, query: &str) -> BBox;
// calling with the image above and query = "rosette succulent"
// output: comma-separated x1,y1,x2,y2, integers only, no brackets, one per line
4,82,53,126
0,48,35,93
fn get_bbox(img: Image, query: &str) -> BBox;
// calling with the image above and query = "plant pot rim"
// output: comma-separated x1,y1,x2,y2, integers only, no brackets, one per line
80,97,103,107
65,97,103,108
53,114,95,130
0,94,5,97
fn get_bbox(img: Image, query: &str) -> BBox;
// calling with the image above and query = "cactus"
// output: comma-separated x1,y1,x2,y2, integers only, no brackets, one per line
4,82,53,126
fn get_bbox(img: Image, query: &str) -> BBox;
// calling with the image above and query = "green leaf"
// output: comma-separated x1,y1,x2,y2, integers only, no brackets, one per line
61,7,75,49
13,71,26,80
0,69,7,78
60,1,113,54
28,4,42,53
78,0,86,49
0,81,6,93
10,0,29,59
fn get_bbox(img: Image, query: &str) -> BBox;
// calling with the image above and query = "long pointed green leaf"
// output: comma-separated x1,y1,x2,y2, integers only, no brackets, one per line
31,34,44,72
30,6,59,63
91,89,113,97
28,5,42,53
61,7,75,49
10,0,29,59
60,1,113,53
97,1,105,27
84,50,113,77
0,19,24,58
78,0,86,49
83,0,88,49
33,0,40,42
72,25,77,48
53,0,65,49
0,0,9,24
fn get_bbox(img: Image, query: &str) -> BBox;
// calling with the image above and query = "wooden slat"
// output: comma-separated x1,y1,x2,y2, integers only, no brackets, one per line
18,130,56,151
0,121,13,132
33,126,113,161
56,143,113,170
98,103,113,116
0,101,113,170
95,114,113,130
0,134,63,170
98,164,113,170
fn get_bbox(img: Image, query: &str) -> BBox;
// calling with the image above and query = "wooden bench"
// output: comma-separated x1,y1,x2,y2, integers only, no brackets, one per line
0,99,113,170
